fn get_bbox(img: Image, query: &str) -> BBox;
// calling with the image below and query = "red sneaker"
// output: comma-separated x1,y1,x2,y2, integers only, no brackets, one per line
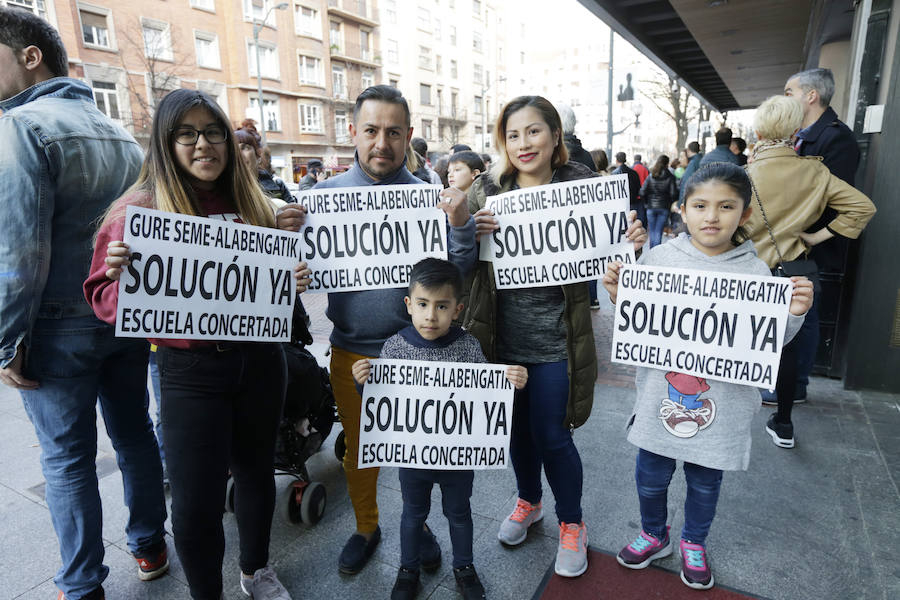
135,542,170,581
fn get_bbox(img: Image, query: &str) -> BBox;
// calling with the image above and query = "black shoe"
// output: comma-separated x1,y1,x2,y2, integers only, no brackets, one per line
454,564,486,599
765,414,795,449
390,567,420,600
421,523,441,571
338,526,381,574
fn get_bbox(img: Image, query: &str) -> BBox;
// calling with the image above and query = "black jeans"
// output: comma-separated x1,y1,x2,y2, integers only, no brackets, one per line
158,343,286,600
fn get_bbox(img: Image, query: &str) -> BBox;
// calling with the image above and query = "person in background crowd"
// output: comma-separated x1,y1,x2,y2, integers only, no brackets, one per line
411,137,442,184
678,142,703,205
0,9,168,599
85,89,310,600
674,150,688,180
700,128,740,166
434,155,451,188
744,94,875,449
591,149,612,175
730,137,748,166
784,67,861,403
480,153,492,172
277,85,477,576
639,155,679,248
460,95,647,579
614,152,645,235
447,151,485,193
632,154,649,184
257,145,294,202
235,127,292,205
555,102,597,173
299,159,326,190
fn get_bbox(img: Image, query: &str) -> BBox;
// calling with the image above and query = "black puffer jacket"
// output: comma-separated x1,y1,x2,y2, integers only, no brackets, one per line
639,170,678,210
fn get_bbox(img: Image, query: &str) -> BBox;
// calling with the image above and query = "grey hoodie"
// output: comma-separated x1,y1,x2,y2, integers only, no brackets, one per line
626,233,804,471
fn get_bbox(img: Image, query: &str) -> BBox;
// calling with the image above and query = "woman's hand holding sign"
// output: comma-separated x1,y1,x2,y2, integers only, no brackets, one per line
472,208,499,242
505,365,528,390
105,241,131,281
276,204,307,232
601,260,623,305
788,276,813,316
351,359,371,385
293,261,312,294
625,210,648,251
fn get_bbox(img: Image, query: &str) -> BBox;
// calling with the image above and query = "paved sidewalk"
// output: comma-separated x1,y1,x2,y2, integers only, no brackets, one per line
2,294,898,599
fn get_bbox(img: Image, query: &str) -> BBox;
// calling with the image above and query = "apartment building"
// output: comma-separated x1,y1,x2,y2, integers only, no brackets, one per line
3,0,382,181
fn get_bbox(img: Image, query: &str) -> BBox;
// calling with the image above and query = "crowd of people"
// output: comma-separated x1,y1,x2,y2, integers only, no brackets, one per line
0,6,877,600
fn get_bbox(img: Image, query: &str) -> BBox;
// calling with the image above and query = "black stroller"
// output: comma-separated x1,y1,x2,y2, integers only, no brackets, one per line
225,301,340,526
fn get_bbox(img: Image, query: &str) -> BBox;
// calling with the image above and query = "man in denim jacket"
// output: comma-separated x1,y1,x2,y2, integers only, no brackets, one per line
0,10,167,599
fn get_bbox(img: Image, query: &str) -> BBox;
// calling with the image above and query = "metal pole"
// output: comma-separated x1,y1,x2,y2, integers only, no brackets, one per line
254,22,266,147
606,28,614,160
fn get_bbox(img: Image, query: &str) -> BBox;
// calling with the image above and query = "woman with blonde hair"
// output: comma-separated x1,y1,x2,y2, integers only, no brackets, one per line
745,94,875,449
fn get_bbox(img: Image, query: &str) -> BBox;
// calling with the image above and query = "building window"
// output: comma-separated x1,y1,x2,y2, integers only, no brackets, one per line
298,54,321,85
195,32,221,69
389,78,399,88
450,59,457,79
418,46,431,70
449,25,456,46
190,0,215,10
385,0,396,24
142,19,173,61
472,0,481,15
359,29,371,61
435,55,442,76
247,41,279,79
361,70,374,89
473,31,482,52
434,19,441,41
473,64,482,85
249,95,281,131
91,81,121,122
474,95,483,115
244,0,277,26
332,64,346,98
298,102,322,133
387,39,399,64
3,0,48,19
417,6,429,31
294,4,319,37
329,21,342,52
335,109,349,142
80,9,111,49
420,84,431,106
422,119,432,140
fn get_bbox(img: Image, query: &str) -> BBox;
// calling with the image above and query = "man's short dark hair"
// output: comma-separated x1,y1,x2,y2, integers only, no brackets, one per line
449,151,485,173
687,141,701,154
615,152,627,163
480,153,491,164
634,154,642,162
715,127,733,147
307,159,323,169
0,7,68,78
732,137,747,152
411,137,428,156
408,258,463,301
353,85,410,128
451,144,472,153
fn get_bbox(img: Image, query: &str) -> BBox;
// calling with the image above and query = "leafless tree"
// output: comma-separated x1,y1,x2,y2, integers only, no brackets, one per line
640,76,698,153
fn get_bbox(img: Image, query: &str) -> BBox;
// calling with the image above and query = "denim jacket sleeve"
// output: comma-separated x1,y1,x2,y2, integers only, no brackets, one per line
0,116,50,367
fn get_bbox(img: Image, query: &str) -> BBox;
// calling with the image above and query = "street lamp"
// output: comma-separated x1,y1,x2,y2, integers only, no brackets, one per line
253,1,288,147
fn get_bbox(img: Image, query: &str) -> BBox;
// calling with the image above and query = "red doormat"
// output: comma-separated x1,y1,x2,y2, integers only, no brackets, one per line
534,547,766,600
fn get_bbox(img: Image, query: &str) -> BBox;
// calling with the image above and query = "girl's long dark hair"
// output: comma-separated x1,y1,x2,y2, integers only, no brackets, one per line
681,161,753,245
650,154,670,178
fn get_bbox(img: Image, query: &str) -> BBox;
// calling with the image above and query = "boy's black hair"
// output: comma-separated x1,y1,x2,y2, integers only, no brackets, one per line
354,85,410,128
732,137,747,152
0,7,68,78
408,258,463,301
448,150,485,173
681,162,753,245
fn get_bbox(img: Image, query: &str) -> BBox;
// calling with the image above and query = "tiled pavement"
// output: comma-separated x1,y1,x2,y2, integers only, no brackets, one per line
2,293,899,599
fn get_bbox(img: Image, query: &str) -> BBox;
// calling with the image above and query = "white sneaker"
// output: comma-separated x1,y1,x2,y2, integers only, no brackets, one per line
497,498,543,545
555,521,588,577
240,566,292,600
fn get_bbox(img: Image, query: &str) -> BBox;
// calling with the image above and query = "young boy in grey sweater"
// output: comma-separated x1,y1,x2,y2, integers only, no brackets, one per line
352,258,527,600
602,163,812,590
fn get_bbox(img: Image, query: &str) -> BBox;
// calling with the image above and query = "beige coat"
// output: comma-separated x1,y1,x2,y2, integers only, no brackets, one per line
744,145,876,267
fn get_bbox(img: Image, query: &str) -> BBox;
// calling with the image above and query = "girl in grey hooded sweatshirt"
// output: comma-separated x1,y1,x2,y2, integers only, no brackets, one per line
602,163,813,591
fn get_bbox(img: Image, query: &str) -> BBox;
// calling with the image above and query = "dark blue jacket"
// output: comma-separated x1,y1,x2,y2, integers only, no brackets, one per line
613,163,642,207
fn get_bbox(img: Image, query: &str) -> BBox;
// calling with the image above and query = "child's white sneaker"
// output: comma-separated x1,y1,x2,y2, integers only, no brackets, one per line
497,498,543,545
555,521,588,577
240,566,292,599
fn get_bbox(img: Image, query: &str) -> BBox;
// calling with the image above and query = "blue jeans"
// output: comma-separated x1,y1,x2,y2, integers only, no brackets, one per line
646,208,669,248
509,360,583,524
635,449,722,545
794,292,819,399
148,350,164,463
21,316,167,599
398,468,474,569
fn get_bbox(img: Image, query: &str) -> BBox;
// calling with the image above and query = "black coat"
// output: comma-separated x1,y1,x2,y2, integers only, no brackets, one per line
564,134,597,173
614,163,642,207
639,170,678,210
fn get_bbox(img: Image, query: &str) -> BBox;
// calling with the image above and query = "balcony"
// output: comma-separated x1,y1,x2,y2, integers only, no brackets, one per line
437,105,467,125
329,40,381,68
327,0,378,27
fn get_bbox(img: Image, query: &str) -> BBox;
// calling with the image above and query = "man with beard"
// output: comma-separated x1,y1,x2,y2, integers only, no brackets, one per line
276,85,476,575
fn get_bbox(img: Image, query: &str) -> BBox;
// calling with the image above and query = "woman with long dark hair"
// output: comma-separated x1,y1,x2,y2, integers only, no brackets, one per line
639,155,679,248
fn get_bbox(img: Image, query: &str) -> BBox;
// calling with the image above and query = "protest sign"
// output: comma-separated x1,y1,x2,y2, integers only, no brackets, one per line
298,184,447,293
611,264,793,388
479,174,635,289
358,359,515,470
115,206,298,341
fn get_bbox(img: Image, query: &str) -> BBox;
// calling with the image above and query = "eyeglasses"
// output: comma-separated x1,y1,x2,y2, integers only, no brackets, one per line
172,125,228,145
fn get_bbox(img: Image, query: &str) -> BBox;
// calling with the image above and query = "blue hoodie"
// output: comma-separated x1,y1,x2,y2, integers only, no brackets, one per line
315,154,477,355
